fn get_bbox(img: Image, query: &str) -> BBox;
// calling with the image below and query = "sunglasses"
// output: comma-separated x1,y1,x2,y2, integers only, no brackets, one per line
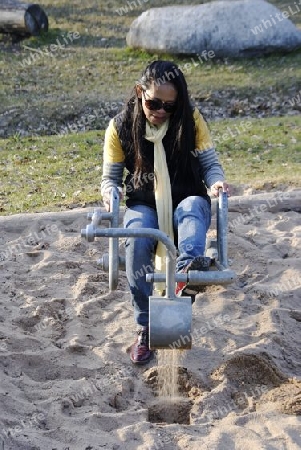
142,90,177,113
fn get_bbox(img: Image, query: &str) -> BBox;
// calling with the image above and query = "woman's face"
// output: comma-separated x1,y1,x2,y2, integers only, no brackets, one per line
138,82,178,126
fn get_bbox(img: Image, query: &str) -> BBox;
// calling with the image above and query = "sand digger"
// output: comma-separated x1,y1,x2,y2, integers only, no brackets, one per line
81,187,236,351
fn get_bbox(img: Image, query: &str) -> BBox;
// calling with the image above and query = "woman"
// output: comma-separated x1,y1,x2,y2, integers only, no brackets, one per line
101,60,229,365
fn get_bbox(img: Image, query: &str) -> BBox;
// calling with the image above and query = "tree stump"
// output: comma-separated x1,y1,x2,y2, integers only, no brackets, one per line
0,1,48,40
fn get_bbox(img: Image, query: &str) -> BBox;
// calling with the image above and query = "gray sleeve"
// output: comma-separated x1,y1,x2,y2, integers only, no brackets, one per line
197,147,225,188
101,161,125,197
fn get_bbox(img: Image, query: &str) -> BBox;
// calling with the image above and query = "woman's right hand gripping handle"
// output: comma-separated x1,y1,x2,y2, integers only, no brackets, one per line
102,186,123,212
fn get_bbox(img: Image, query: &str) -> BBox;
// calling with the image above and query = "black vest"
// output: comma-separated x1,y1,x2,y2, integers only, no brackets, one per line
114,111,209,210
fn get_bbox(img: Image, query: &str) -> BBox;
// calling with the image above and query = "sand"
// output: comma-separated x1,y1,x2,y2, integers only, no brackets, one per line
0,189,300,450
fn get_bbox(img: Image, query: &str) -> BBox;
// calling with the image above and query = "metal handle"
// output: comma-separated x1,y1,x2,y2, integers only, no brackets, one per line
81,187,120,291
109,187,120,291
217,189,228,268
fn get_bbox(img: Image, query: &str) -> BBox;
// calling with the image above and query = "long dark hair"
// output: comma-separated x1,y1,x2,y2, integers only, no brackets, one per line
123,60,195,188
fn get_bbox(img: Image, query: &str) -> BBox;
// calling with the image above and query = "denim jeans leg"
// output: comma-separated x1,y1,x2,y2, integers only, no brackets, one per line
174,196,211,272
123,205,159,327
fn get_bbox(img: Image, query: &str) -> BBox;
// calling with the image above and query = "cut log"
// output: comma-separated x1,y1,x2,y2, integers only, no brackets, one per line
226,190,301,214
0,1,48,38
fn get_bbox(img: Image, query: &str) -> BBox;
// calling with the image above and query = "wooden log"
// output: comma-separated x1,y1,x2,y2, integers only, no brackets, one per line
226,190,301,214
205,190,299,218
0,1,48,38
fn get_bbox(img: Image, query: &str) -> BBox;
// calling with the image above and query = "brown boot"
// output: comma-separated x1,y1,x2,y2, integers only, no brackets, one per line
130,326,153,365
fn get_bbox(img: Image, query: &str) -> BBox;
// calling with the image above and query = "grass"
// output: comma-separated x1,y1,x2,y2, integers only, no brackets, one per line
0,0,300,215
0,115,299,215
1,0,301,115
0,132,105,214
210,116,301,187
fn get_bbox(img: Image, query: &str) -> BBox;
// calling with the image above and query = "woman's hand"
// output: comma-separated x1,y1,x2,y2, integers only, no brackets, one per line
102,189,112,211
102,186,123,211
210,180,230,197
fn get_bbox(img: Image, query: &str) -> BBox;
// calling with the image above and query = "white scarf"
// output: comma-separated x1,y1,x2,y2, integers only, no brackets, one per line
145,119,174,294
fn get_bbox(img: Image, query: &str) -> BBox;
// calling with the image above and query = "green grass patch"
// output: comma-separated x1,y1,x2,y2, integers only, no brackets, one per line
0,131,105,215
210,116,301,187
0,116,300,215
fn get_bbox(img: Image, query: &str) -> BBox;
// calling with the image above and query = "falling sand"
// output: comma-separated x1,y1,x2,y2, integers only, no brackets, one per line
150,349,192,424
157,349,182,398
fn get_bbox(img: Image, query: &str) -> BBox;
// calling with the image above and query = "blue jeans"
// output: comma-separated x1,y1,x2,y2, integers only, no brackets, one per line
123,196,211,327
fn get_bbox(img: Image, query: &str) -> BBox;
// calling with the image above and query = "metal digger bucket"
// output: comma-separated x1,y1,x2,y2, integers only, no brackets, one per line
149,296,192,349
81,188,235,350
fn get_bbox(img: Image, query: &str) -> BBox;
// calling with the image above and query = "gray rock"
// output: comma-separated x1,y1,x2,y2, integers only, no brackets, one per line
126,0,301,58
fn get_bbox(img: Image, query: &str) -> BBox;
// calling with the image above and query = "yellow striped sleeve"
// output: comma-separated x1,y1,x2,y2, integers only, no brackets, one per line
193,108,214,152
103,118,125,164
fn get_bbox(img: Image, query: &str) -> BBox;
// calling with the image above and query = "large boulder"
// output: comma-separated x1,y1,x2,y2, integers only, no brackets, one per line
126,0,301,58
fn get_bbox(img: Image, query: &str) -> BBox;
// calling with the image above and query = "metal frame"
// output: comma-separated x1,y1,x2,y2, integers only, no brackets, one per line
81,187,236,293
81,187,236,349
